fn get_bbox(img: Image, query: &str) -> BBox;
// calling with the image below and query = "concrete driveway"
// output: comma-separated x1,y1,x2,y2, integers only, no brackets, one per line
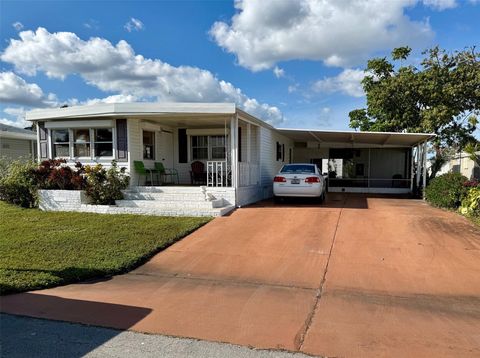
2,193,480,357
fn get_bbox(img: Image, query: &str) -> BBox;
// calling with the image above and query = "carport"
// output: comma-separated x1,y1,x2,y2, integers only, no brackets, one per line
278,129,435,194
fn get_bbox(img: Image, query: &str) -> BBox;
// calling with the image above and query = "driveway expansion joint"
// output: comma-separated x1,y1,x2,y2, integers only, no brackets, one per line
130,271,317,292
294,195,346,351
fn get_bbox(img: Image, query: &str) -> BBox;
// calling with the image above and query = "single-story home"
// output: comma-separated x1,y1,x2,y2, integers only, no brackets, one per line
26,103,434,216
0,123,37,160
437,152,480,180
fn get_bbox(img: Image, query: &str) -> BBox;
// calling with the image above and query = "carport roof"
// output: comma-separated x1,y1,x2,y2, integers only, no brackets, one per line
277,128,435,147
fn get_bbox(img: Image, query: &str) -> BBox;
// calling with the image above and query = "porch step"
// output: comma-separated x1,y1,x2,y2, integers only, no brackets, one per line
116,198,225,209
132,186,206,194
123,191,208,201
117,185,235,216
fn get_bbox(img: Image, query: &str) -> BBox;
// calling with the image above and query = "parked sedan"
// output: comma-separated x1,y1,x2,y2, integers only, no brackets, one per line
273,163,326,202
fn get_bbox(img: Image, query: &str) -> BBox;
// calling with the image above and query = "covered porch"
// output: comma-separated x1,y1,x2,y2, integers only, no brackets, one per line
125,105,263,207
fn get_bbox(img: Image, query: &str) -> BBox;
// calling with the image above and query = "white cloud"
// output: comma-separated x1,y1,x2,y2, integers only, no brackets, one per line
0,107,29,128
288,84,299,93
273,66,285,78
12,22,24,31
312,69,366,98
1,28,283,124
210,0,435,71
0,71,58,107
124,17,144,32
83,94,139,105
422,0,457,10
84,19,100,30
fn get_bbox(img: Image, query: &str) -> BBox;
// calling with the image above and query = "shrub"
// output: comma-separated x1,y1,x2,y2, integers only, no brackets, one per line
32,159,85,190
425,172,468,209
0,158,38,208
460,187,480,216
84,161,130,205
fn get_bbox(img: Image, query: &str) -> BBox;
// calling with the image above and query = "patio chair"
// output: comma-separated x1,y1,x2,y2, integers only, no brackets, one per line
133,161,157,186
190,161,207,185
154,162,179,185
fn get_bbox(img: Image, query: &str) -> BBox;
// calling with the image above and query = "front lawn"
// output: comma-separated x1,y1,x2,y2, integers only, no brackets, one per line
0,202,210,295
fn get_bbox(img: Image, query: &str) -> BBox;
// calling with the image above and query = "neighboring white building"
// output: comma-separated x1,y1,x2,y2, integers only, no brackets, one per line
0,123,37,160
26,103,434,215
438,152,480,179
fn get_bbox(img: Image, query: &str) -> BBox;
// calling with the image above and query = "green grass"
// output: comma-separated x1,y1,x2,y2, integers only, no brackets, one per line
0,201,211,295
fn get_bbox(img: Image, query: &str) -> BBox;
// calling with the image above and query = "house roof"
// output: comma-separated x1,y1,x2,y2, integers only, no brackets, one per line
0,123,37,140
276,128,434,147
25,102,435,147
26,103,237,121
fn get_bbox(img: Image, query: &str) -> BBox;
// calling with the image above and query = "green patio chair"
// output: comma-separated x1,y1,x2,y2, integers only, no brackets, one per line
154,162,179,185
133,161,157,186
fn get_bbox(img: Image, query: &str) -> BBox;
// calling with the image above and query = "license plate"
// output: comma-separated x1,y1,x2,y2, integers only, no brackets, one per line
291,179,300,184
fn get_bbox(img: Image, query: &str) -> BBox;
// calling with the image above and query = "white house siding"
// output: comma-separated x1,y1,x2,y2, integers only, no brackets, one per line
259,127,293,199
293,147,329,163
439,153,480,179
0,138,34,160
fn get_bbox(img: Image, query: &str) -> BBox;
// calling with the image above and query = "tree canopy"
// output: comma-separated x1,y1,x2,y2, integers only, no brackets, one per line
349,46,480,177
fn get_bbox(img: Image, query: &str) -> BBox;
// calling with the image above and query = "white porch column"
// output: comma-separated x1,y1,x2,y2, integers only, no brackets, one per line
230,115,239,188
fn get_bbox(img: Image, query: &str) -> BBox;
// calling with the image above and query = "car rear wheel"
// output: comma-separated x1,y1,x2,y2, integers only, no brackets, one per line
273,195,282,204
318,191,326,203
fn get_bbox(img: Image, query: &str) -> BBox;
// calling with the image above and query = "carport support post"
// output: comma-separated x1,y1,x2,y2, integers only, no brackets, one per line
416,144,421,190
410,147,415,192
422,140,427,199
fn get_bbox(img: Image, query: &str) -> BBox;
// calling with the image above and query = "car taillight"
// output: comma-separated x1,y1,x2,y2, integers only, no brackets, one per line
305,177,320,183
273,176,286,182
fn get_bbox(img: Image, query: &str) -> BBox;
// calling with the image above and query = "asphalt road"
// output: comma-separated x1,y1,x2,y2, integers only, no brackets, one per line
0,314,314,358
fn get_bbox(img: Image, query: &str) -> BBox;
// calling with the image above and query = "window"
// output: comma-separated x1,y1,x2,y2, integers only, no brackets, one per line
52,129,70,157
143,130,155,160
191,135,226,160
73,129,90,157
276,142,283,161
210,135,226,159
191,135,209,160
94,128,113,157
280,164,315,174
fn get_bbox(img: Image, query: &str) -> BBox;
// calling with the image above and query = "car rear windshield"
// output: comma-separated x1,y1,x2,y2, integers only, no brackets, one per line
280,164,315,174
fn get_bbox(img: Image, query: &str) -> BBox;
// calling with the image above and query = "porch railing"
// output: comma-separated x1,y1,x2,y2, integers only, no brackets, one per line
207,161,231,187
239,162,259,187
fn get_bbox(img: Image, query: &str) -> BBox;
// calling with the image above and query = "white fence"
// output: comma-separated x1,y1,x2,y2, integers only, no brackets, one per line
207,161,231,187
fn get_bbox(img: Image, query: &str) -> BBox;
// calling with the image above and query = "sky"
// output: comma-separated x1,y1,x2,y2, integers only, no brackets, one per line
0,0,479,130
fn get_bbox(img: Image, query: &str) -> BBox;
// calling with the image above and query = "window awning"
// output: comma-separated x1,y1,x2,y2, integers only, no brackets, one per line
277,128,435,147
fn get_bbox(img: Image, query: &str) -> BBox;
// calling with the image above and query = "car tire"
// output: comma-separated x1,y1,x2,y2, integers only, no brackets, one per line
273,195,282,204
319,192,326,203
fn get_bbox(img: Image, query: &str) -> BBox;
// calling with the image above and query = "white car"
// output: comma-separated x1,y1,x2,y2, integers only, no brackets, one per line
273,163,326,202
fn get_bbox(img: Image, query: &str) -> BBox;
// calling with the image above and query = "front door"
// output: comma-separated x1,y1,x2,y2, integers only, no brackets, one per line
160,130,174,168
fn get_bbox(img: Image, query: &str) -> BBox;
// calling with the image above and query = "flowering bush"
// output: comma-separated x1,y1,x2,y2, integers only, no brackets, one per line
0,158,130,208
32,159,85,190
463,179,480,188
84,161,130,205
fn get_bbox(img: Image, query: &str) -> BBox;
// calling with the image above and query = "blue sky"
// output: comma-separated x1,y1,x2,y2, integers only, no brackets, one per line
0,0,479,129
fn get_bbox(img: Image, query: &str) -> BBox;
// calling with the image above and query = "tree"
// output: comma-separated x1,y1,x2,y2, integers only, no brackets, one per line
464,142,480,167
349,46,480,179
